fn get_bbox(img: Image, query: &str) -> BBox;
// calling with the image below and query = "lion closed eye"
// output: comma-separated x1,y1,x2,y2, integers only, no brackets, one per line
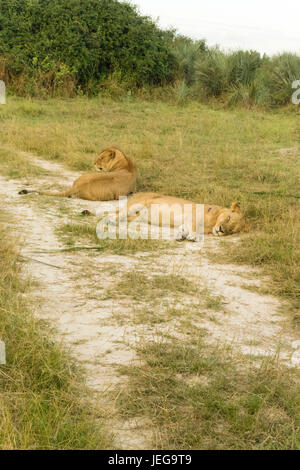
212,202,249,236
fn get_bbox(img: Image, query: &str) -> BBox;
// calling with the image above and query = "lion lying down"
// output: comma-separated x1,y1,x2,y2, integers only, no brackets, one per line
19,147,137,201
116,192,249,241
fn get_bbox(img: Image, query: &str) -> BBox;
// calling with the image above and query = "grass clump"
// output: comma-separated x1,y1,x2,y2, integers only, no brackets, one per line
0,147,47,179
117,339,300,450
57,221,167,255
226,231,299,301
113,271,197,302
0,222,112,449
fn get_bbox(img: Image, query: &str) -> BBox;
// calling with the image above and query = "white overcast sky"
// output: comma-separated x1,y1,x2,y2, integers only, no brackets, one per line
129,0,300,56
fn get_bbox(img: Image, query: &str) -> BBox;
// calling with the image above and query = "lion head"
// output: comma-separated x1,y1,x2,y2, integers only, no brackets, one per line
213,202,249,236
94,147,133,173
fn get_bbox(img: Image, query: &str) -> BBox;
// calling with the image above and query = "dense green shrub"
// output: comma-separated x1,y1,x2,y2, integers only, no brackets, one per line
171,35,207,85
194,48,231,97
183,47,300,106
228,50,262,86
263,53,300,105
0,0,175,93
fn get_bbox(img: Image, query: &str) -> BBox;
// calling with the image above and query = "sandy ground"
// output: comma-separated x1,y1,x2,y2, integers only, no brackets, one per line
0,152,299,449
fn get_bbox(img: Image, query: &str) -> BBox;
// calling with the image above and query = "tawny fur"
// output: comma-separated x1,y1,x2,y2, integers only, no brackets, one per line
20,147,137,201
118,192,249,236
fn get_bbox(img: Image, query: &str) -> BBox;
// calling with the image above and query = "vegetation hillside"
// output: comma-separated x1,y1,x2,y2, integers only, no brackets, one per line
0,0,299,106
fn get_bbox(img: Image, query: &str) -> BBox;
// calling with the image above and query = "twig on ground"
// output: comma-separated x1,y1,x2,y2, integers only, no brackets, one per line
18,255,64,269
31,246,104,254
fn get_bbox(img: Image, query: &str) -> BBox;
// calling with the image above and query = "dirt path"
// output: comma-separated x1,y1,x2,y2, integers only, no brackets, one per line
0,152,299,449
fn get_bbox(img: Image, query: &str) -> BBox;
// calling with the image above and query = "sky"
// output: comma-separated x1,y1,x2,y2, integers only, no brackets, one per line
130,0,300,56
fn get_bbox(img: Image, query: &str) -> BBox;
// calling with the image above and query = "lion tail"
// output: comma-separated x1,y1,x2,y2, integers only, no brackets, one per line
19,187,77,198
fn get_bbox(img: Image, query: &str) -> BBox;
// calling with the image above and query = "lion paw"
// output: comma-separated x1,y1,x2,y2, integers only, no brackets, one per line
176,225,188,241
186,233,203,243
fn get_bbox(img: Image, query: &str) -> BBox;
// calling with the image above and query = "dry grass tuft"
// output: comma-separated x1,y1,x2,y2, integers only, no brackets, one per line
0,220,112,449
117,338,300,450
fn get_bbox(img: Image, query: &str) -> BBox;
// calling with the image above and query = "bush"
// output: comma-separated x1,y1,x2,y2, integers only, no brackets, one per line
264,53,300,105
194,48,231,97
228,50,262,86
171,35,207,86
0,0,175,94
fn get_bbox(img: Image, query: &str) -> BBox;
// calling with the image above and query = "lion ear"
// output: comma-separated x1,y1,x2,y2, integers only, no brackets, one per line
231,202,241,212
108,149,117,159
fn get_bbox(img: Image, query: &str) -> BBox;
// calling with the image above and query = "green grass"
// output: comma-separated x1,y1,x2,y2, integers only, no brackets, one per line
104,272,226,328
204,291,224,310
112,271,197,302
0,146,47,179
130,306,186,326
0,96,299,309
117,338,300,450
57,221,168,255
0,220,112,449
222,232,299,300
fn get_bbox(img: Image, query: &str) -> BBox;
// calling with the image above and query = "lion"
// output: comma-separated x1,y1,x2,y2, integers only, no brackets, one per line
116,192,249,241
19,147,137,201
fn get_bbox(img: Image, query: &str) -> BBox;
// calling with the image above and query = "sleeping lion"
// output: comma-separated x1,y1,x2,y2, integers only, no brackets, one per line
19,147,137,201
116,192,249,241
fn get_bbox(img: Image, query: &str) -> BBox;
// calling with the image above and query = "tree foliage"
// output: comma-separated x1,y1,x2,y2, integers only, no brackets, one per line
0,0,175,87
